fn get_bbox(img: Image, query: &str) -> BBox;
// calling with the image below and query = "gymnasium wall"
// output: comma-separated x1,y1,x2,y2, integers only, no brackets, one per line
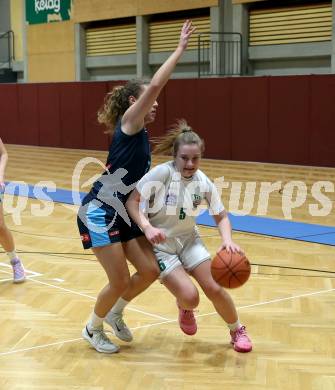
233,0,265,3
10,0,23,62
27,21,76,82
0,74,334,167
73,0,217,22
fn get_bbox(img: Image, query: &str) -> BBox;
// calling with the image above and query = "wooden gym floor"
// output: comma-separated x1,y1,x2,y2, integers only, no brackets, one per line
0,144,334,390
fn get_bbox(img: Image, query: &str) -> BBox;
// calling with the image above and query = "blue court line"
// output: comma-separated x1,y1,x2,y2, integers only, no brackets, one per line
3,182,335,246
196,210,335,246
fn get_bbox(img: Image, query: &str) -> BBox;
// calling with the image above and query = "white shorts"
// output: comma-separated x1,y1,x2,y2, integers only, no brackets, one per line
153,231,211,279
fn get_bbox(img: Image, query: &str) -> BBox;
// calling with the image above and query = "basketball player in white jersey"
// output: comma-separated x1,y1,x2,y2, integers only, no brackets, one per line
125,120,252,353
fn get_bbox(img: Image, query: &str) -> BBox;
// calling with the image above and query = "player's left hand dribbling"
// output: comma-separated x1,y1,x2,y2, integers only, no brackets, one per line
219,241,244,254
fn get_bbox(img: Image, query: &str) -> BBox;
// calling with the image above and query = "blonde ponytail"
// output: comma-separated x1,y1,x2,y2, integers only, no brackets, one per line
153,119,204,156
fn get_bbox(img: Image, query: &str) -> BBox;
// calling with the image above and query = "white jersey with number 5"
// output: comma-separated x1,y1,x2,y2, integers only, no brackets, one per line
136,161,224,237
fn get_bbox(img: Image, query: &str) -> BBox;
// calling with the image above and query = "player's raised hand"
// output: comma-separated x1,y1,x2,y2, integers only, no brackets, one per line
178,20,196,51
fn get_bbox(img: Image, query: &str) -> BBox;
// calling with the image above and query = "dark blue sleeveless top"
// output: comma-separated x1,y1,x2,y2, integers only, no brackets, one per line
88,122,151,203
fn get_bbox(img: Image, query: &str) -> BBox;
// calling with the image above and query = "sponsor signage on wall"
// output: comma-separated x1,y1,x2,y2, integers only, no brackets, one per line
26,0,72,24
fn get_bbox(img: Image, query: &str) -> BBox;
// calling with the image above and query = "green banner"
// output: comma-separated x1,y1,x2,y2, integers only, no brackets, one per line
26,0,72,24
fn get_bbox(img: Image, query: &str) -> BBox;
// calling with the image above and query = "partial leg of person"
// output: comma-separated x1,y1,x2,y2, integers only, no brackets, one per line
163,265,199,335
191,260,252,352
105,236,159,341
83,243,131,354
0,203,25,283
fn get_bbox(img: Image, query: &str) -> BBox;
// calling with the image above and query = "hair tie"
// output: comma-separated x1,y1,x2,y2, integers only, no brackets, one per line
182,127,192,133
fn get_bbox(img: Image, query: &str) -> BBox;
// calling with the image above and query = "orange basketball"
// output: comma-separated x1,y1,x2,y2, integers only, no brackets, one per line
211,249,251,288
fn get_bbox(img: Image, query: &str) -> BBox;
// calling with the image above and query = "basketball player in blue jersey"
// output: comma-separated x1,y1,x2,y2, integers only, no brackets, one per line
78,20,196,354
0,138,26,283
126,121,252,353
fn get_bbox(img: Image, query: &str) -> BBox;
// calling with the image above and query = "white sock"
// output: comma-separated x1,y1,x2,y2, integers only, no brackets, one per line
110,297,129,316
227,320,241,332
7,250,18,261
88,312,104,329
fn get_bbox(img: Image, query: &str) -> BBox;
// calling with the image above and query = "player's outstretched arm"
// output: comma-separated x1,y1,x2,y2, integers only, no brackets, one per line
122,20,196,134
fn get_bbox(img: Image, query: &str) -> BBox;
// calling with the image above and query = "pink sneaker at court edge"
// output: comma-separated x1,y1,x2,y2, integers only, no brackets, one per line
230,325,252,352
178,307,197,335
10,258,26,283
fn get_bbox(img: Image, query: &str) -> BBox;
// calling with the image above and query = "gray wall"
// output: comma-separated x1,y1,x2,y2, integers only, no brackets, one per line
0,0,10,31
0,0,11,65
245,0,335,76
249,42,332,76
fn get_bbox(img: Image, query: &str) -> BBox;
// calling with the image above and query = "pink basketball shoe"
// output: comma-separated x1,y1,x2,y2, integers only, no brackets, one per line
230,325,252,352
178,307,197,335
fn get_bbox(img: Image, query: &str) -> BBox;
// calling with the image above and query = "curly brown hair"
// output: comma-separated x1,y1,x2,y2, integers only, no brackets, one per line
97,79,147,134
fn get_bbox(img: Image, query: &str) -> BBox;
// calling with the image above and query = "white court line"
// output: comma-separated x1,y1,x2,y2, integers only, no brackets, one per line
0,287,334,357
0,338,83,356
0,262,169,320
0,277,16,283
0,262,41,278
27,277,171,321
192,287,335,318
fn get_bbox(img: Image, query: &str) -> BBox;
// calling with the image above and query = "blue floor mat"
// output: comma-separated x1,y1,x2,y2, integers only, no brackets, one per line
196,210,335,246
4,182,85,205
4,182,335,246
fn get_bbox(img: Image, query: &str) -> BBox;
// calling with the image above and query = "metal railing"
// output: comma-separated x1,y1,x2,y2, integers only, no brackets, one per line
198,32,242,77
0,30,15,69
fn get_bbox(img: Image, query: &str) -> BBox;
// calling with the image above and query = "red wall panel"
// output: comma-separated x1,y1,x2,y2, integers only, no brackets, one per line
231,77,269,162
310,75,335,167
17,84,39,145
268,76,310,165
107,81,122,92
1,74,335,167
82,82,109,150
196,78,232,160
0,84,19,143
59,83,84,149
165,79,198,126
38,84,61,147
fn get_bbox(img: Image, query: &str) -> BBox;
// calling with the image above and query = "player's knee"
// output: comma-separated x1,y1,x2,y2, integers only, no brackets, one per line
147,267,160,283
109,275,130,295
143,263,160,282
203,282,222,302
188,293,200,309
180,289,199,309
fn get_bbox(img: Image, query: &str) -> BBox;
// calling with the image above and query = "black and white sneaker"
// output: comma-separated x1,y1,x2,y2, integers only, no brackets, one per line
105,312,133,342
82,324,120,354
